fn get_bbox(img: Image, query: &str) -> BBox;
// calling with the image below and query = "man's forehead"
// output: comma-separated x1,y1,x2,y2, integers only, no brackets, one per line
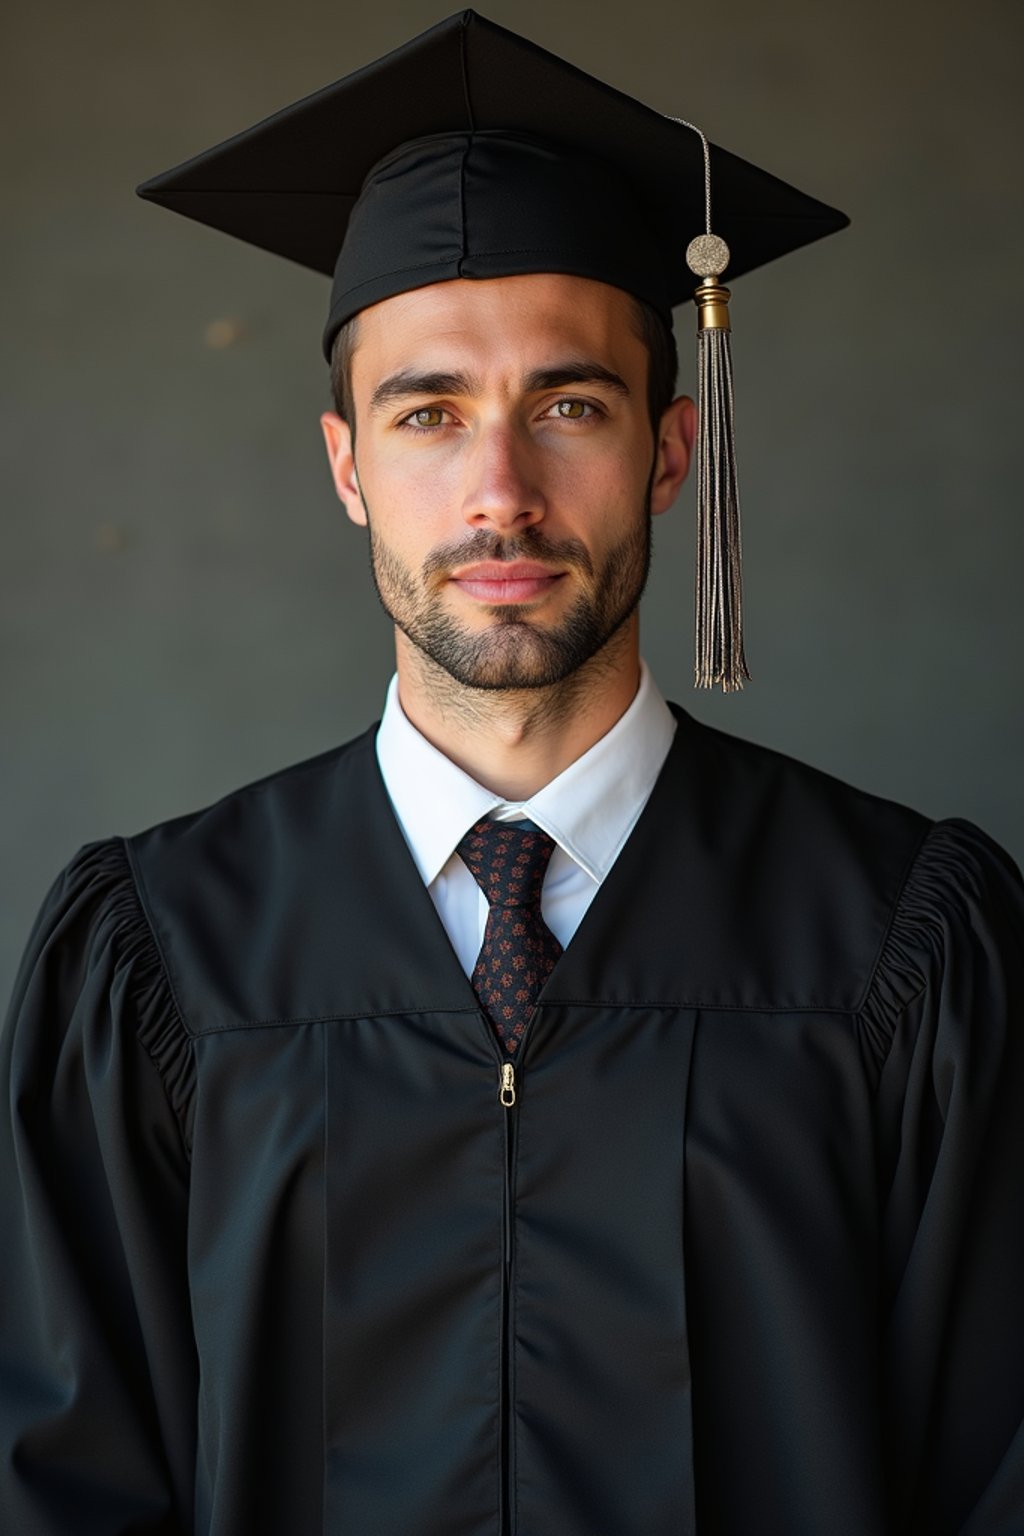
353,274,642,377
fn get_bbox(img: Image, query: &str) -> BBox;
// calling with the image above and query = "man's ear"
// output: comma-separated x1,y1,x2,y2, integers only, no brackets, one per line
320,411,367,527
650,395,697,517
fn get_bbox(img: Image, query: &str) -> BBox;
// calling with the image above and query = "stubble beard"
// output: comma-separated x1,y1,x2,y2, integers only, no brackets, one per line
363,490,654,692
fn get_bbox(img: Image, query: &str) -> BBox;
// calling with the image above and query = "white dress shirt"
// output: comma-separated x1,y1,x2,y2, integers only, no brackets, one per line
374,659,677,977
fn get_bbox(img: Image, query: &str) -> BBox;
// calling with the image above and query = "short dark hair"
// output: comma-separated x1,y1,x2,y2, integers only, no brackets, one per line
328,291,678,449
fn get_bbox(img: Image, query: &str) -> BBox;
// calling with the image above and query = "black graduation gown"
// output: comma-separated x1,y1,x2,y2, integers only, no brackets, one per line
2,702,1023,1536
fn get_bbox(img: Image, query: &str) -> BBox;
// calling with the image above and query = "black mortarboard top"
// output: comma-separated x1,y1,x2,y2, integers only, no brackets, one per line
136,9,850,691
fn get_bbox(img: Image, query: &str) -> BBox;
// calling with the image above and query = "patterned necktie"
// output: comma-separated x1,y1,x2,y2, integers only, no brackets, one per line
456,818,563,1055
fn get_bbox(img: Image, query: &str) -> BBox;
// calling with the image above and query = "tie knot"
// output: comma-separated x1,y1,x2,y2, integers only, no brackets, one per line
456,819,557,909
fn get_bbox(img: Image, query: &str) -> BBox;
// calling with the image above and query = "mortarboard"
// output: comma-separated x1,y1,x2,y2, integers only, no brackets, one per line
136,8,849,691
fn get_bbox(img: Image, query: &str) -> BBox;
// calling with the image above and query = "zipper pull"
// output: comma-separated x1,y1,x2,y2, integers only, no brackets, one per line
499,1061,516,1107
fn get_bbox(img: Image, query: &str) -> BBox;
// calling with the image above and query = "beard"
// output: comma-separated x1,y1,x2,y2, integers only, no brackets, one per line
363,488,654,691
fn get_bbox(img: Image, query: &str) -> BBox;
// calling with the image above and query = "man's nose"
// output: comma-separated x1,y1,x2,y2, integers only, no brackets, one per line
460,425,546,534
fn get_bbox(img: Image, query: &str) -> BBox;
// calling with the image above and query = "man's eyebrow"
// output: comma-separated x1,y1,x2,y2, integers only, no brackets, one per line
522,362,631,399
368,369,481,417
367,360,631,418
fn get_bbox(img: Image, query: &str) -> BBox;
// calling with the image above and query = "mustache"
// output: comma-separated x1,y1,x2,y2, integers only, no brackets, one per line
421,528,595,582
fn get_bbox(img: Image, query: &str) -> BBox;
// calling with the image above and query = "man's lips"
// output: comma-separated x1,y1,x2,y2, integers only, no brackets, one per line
448,562,566,604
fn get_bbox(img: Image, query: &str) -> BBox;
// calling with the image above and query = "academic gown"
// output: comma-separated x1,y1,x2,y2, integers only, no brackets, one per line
2,702,1023,1536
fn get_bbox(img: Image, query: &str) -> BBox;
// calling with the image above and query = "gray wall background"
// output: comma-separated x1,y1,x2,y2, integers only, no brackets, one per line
3,0,1022,1003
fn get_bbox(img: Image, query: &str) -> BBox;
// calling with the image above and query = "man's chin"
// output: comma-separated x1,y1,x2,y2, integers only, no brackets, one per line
440,647,571,694
445,665,565,692
408,620,591,691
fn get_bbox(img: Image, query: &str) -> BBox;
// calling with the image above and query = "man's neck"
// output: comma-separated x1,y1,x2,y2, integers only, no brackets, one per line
393,620,642,802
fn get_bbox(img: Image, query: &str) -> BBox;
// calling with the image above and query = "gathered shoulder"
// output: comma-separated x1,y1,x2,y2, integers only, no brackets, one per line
856,816,1024,1071
6,836,196,1153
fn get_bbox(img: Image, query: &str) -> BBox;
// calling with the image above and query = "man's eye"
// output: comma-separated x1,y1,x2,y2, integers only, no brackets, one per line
400,407,450,431
548,399,597,420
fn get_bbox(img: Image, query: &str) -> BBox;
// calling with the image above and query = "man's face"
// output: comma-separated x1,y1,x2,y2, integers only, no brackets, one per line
322,273,689,690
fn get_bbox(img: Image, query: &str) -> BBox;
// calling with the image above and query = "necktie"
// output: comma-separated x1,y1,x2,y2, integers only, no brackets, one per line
456,818,563,1055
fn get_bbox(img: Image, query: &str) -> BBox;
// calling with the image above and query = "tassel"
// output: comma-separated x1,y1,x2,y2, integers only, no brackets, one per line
692,272,749,690
661,118,752,689
670,120,749,691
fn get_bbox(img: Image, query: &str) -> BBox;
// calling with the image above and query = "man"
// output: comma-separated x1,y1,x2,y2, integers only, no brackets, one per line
2,11,1023,1536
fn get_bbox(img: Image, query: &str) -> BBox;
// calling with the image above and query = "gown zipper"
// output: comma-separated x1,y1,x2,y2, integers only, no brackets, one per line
500,1065,515,1536
488,1033,522,1536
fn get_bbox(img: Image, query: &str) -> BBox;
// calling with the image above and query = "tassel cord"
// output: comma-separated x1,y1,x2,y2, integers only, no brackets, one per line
695,326,749,691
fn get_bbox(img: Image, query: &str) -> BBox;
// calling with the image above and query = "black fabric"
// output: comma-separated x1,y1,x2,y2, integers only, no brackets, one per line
133,9,849,358
322,127,678,353
2,704,1023,1534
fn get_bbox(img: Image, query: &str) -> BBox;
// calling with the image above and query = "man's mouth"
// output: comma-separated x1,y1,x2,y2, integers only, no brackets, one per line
448,562,566,604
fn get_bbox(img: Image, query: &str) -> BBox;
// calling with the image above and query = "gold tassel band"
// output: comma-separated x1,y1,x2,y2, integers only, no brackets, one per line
694,278,732,332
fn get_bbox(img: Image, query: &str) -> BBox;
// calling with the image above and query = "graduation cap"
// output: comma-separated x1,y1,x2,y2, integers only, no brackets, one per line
136,8,849,691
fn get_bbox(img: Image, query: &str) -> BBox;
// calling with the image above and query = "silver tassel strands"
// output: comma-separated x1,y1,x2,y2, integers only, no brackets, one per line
693,278,749,691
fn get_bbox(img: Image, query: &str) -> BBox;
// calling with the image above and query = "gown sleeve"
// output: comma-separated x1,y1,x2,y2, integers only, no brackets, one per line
862,816,1024,1536
0,838,198,1534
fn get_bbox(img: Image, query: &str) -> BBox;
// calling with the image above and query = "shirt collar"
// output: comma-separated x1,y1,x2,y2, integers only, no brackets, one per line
375,659,676,887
